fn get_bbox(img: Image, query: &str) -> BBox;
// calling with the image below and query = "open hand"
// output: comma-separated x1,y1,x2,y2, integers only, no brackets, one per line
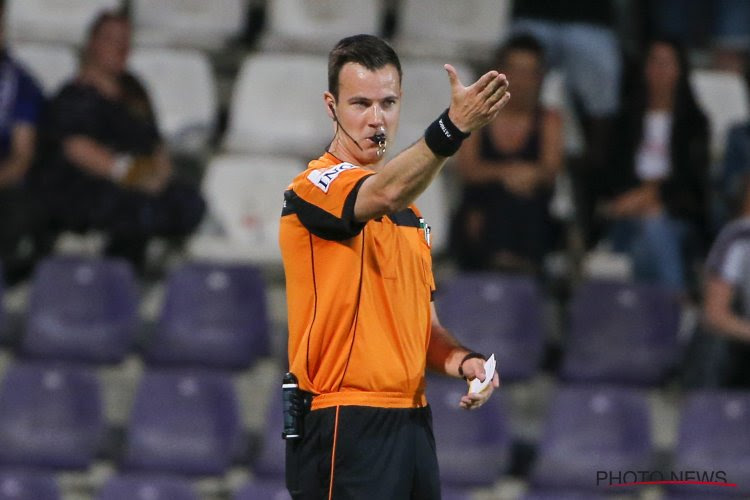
445,64,510,134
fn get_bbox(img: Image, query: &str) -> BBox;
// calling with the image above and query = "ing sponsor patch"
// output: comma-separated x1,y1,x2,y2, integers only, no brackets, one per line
306,163,357,193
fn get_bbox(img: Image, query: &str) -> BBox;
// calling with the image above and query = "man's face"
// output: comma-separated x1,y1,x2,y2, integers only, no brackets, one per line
329,62,401,166
89,19,131,76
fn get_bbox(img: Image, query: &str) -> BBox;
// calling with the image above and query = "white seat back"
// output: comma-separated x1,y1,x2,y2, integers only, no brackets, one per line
690,70,750,165
263,0,381,52
394,0,510,59
12,43,77,96
131,0,245,50
189,154,302,264
224,53,331,157
5,0,122,46
129,48,217,154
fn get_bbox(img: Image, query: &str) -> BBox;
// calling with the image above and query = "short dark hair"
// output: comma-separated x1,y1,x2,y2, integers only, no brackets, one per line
86,9,129,43
328,34,402,100
492,33,545,69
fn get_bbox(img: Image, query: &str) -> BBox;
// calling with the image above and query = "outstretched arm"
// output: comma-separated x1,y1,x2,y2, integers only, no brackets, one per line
354,65,510,221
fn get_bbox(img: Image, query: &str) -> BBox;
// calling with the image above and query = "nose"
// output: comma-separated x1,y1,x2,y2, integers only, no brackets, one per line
369,104,384,127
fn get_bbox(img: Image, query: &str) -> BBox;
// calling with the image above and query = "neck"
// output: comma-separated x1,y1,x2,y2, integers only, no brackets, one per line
79,64,120,98
328,132,383,170
648,88,674,112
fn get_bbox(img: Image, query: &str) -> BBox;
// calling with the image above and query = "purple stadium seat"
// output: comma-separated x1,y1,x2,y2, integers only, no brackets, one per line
0,470,60,500
530,385,652,491
425,374,510,487
96,474,199,500
0,362,103,469
235,480,291,500
561,280,681,385
671,390,750,496
145,262,269,369
434,273,545,381
522,490,609,500
122,369,241,476
22,256,139,364
252,389,285,479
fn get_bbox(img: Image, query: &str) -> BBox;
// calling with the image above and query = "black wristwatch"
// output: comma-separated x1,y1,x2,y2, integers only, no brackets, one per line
457,352,486,378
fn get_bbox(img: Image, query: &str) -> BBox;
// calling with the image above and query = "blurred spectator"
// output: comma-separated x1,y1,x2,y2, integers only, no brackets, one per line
648,0,750,74
600,39,709,292
716,70,750,228
30,11,205,270
699,177,750,387
450,35,563,272
510,0,622,246
0,3,45,283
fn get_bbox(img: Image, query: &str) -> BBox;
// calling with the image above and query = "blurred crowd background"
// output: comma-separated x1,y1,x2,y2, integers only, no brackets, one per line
1,1,750,499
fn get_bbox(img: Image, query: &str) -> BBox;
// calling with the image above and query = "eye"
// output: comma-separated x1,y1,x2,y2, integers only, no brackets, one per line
383,98,397,109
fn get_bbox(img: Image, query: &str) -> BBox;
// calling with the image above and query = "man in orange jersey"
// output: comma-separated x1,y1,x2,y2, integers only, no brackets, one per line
279,34,510,499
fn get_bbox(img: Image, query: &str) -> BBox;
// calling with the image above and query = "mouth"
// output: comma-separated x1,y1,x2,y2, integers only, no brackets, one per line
370,133,386,146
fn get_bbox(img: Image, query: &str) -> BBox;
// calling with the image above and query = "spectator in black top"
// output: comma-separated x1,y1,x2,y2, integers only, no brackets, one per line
31,10,205,269
600,39,709,292
451,35,563,272
0,2,44,283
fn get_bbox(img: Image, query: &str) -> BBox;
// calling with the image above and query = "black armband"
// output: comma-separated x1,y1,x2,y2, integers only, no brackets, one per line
424,108,470,157
458,351,486,378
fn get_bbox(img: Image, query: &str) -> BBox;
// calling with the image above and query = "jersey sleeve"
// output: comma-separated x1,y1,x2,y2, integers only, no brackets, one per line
286,162,374,241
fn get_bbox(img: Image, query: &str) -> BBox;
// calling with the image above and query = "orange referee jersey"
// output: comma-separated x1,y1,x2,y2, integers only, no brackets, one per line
279,152,436,410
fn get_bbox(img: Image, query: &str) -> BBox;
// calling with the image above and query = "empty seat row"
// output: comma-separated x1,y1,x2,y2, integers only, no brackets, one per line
5,0,511,58
0,469,291,500
12,256,270,370
2,361,749,493
3,255,685,384
436,273,683,386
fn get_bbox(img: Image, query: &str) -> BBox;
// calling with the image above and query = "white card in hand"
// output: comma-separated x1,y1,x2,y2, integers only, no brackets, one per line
468,354,496,394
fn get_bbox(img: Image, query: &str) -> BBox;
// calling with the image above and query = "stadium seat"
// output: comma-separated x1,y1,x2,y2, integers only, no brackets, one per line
560,280,681,386
671,390,750,496
11,43,77,96
0,470,60,500
529,385,652,491
223,53,331,157
122,369,241,476
393,0,511,60
4,0,123,46
129,48,217,155
522,491,609,500
251,389,285,479
262,0,381,53
145,262,269,370
21,256,139,364
434,273,546,382
234,480,290,500
0,362,103,469
187,154,301,264
424,374,510,487
131,0,245,50
96,474,199,500
690,70,750,165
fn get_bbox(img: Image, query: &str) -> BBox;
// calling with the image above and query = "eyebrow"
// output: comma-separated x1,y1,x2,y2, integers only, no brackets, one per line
346,94,399,103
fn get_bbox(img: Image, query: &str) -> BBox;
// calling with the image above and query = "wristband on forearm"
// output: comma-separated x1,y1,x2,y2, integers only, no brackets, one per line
457,351,486,378
424,108,470,157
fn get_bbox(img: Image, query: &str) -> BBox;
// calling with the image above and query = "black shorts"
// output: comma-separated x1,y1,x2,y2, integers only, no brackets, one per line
285,405,441,500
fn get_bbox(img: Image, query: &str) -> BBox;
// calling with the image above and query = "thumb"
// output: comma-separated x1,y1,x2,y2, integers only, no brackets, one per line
444,64,462,90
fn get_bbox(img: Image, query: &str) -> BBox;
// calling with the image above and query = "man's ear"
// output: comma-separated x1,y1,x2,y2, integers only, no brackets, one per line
323,92,336,121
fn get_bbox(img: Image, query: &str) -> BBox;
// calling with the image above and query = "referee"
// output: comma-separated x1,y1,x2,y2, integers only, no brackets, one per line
279,34,509,499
